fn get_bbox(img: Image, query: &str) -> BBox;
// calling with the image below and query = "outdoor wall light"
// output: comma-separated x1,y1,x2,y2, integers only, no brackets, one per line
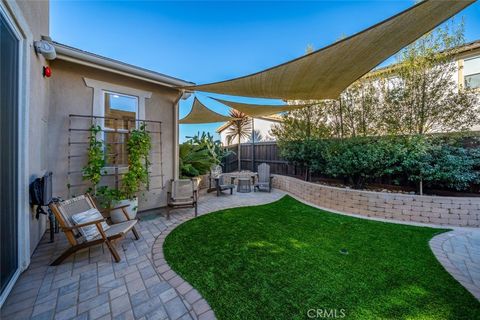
34,39,57,60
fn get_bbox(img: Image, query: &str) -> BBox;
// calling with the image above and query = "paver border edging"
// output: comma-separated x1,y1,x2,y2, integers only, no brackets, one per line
429,231,480,301
151,194,480,320
152,215,216,320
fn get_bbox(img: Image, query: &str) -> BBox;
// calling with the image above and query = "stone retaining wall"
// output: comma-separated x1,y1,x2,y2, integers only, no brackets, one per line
272,174,480,227
196,174,209,189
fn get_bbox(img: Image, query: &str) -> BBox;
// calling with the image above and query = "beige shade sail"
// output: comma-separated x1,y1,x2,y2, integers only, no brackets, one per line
179,97,237,124
184,0,475,100
212,97,311,118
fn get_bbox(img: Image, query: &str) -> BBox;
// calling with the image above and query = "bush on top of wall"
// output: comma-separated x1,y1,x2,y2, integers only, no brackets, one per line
279,135,480,193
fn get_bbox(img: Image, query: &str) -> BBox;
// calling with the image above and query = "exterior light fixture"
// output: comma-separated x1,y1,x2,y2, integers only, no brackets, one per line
34,37,57,60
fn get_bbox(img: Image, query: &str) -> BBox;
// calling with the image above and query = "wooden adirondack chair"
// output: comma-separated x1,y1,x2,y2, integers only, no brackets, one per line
253,163,274,192
207,165,223,193
48,194,140,266
214,175,236,196
167,179,198,219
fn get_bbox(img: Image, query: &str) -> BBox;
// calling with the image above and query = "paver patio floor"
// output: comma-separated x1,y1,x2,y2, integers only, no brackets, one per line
430,229,480,301
2,187,479,320
0,189,284,320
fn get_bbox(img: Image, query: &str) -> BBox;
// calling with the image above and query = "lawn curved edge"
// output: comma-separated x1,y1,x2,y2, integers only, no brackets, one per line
429,231,480,301
151,191,285,320
152,214,217,320
151,192,479,320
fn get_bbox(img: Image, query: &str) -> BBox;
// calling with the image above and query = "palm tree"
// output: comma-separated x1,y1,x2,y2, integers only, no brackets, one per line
225,109,251,171
247,129,264,143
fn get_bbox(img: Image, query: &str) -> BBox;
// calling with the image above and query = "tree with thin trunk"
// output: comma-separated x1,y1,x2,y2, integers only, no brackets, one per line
271,104,331,180
380,19,479,135
225,109,251,171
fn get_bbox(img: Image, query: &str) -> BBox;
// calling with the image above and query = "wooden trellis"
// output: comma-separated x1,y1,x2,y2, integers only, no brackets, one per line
67,114,164,198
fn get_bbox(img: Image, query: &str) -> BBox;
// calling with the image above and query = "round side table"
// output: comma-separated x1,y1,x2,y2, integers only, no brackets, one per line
237,178,251,193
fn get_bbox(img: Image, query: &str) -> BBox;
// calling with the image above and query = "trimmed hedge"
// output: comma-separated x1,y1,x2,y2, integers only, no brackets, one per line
279,135,480,191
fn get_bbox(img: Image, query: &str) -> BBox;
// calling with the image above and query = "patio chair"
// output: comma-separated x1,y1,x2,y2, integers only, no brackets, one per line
48,194,140,266
214,174,236,196
167,179,198,219
208,165,223,193
253,163,273,192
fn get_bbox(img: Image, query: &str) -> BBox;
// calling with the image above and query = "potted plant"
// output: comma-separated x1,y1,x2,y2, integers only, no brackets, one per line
110,123,152,223
95,185,124,211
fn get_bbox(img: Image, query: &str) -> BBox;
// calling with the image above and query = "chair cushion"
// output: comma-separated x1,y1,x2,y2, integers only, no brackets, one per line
100,220,137,239
170,198,194,205
71,208,110,241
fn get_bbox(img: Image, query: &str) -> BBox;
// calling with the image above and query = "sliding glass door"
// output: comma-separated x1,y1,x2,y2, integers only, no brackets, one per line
0,10,19,297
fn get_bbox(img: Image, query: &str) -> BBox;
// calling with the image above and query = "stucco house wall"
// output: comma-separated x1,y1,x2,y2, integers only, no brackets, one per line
49,59,181,211
11,0,51,255
1,0,192,306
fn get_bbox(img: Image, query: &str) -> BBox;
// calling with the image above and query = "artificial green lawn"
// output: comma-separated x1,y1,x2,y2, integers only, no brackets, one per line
164,196,480,319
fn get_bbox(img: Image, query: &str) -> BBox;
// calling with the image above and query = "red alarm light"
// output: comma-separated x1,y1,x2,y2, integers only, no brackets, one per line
43,66,51,78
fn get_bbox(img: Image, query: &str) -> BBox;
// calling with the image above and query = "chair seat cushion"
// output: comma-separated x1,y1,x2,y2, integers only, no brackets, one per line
220,184,235,189
170,198,194,206
96,220,137,239
71,208,110,241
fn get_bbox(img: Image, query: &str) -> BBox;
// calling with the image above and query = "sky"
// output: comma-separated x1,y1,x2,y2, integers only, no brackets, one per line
50,0,480,142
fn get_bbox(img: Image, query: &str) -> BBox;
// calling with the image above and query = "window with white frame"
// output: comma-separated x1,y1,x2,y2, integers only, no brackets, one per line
464,56,480,90
83,78,151,167
104,91,139,165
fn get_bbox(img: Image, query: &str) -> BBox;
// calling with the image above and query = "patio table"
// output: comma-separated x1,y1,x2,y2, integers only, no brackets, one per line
237,178,252,193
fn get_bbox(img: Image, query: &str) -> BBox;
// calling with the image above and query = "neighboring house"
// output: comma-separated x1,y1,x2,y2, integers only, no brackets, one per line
367,39,480,131
216,115,281,146
448,41,480,130
0,0,193,306
368,39,480,89
457,40,480,90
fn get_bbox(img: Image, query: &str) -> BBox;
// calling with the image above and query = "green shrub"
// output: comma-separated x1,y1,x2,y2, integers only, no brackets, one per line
179,143,213,178
179,132,232,178
418,144,479,191
278,135,480,192
324,137,390,189
278,139,330,180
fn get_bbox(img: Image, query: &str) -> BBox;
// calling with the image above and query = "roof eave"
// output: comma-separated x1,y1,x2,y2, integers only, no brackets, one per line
53,42,195,89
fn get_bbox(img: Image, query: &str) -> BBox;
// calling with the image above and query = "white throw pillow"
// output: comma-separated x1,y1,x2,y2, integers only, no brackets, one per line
71,208,110,241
